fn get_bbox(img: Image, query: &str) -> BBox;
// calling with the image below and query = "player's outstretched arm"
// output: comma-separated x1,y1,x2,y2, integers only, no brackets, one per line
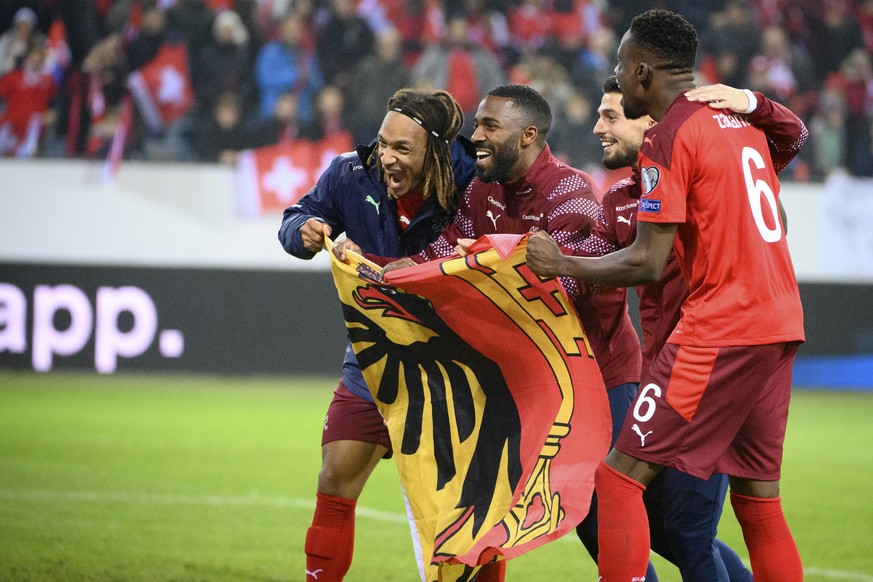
684,84,751,113
685,84,807,173
526,221,676,287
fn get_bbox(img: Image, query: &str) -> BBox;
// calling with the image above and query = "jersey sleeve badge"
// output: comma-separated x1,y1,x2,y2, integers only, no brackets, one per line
639,165,661,213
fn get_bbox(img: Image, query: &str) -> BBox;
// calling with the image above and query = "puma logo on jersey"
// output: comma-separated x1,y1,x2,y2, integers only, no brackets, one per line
632,423,653,446
486,209,500,229
617,215,632,225
643,134,656,146
365,195,381,214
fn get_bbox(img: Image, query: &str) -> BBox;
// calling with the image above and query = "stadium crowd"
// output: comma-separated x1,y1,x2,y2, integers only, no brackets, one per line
1,0,872,181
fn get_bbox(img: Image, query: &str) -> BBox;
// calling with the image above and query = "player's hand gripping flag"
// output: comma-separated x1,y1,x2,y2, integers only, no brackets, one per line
325,233,611,582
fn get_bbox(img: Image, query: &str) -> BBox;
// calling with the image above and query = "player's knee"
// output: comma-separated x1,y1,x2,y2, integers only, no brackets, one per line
317,460,370,498
317,463,349,495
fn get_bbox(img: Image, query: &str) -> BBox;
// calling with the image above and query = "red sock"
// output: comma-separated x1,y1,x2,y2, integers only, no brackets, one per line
305,493,357,581
475,559,506,581
594,461,650,581
730,492,803,582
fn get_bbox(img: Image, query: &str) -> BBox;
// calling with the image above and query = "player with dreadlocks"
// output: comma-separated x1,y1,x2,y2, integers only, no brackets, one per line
278,88,476,582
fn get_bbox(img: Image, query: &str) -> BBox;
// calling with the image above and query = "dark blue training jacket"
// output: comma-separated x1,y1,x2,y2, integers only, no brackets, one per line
278,137,476,401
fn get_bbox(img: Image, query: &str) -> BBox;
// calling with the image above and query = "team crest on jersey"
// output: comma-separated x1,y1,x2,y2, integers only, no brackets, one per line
641,165,660,194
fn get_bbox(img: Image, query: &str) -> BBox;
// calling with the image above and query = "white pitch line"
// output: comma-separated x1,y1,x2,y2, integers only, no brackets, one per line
1,490,870,581
0,489,408,523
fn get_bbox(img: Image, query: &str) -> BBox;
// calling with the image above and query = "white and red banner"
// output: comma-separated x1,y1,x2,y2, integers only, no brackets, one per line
127,44,193,132
235,133,353,216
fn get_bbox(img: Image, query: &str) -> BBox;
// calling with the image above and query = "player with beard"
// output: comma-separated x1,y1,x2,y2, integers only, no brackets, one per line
526,10,806,582
356,83,644,581
377,84,642,446
279,87,476,582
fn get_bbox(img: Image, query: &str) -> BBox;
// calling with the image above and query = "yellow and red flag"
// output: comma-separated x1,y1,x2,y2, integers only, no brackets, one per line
328,234,610,581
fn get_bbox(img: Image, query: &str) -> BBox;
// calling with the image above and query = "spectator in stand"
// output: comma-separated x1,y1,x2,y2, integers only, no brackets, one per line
413,14,506,131
232,0,264,52
0,40,57,157
165,0,216,58
746,25,815,107
700,0,760,88
0,7,44,76
570,26,617,104
79,31,128,157
300,84,351,142
255,10,324,124
833,47,873,176
809,1,864,85
390,0,446,60
507,0,552,54
860,0,873,53
191,90,249,163
123,2,167,72
247,91,302,148
548,0,607,72
345,26,411,145
51,0,109,156
508,48,573,113
192,9,256,116
808,86,848,179
548,86,602,178
315,0,374,90
456,0,512,65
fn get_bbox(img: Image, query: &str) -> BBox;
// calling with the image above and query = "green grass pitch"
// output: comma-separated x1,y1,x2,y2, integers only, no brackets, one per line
0,371,871,581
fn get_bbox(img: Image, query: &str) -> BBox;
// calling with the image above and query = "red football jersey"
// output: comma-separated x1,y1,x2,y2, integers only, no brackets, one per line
636,94,804,346
417,145,642,389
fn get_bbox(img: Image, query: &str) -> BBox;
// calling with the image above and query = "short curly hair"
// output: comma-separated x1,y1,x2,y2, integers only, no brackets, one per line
487,84,552,144
629,9,698,71
603,75,620,95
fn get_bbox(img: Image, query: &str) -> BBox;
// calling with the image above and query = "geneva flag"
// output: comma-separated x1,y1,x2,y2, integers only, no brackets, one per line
328,234,611,581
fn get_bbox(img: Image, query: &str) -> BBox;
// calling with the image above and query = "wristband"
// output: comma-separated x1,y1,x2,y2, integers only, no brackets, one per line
742,89,758,114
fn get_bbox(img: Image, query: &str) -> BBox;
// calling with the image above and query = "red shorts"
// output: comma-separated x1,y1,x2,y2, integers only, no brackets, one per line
322,382,393,456
615,342,799,481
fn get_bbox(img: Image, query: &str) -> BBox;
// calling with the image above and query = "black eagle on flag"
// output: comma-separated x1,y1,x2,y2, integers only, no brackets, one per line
328,234,611,581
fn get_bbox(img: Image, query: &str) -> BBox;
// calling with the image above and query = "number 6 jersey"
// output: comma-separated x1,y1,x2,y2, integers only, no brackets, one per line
636,92,806,347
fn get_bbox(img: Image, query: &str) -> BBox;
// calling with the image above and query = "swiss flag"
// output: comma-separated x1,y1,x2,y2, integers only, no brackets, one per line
127,44,193,132
236,132,353,217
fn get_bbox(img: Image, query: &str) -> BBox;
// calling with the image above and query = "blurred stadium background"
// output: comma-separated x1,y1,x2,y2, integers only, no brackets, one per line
1,0,873,580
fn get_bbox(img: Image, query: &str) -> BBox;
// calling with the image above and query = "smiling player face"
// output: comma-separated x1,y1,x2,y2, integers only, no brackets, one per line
471,96,525,183
593,91,653,170
377,111,428,199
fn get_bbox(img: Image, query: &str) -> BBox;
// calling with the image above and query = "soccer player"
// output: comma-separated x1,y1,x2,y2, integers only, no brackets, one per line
278,88,476,582
582,75,805,580
362,83,643,581
525,9,806,582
